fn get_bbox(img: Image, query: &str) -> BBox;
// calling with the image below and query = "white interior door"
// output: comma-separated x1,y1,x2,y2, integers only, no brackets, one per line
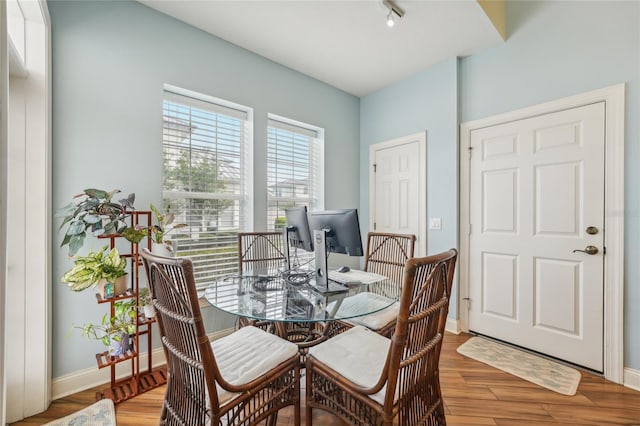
468,102,605,371
370,133,426,256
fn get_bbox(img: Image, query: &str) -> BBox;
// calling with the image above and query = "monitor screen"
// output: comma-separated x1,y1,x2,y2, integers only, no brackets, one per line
285,207,314,252
308,209,364,256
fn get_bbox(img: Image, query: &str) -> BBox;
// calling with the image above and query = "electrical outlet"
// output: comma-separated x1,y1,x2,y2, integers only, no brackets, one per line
429,217,442,230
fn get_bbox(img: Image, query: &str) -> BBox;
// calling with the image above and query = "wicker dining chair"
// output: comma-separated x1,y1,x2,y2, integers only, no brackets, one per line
238,231,286,273
141,248,301,426
236,232,287,332
364,232,416,289
306,248,458,426
327,232,416,338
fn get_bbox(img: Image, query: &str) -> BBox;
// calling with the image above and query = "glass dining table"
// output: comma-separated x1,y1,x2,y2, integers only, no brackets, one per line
203,269,397,349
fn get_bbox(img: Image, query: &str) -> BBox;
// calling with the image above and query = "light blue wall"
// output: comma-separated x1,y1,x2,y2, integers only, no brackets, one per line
460,0,640,369
50,1,359,378
359,58,459,314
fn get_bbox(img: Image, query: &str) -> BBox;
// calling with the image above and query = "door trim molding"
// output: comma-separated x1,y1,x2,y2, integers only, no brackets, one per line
369,132,427,256
459,84,625,383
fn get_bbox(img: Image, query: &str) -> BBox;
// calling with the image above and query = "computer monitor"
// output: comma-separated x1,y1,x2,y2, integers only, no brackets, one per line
308,209,364,289
308,209,364,256
284,207,314,252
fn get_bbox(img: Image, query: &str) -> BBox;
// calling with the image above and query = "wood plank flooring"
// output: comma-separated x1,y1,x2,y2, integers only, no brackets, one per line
12,333,640,425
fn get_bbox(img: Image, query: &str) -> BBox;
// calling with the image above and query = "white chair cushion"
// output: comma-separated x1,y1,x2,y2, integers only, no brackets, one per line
333,292,399,330
307,325,395,405
211,325,299,405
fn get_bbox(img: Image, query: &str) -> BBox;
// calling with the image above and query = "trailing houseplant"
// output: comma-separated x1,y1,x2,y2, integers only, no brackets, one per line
61,246,128,297
150,203,187,255
77,299,137,356
57,188,136,256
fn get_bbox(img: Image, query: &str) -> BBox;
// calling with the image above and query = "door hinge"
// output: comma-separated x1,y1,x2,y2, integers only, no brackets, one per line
468,224,472,235
463,297,471,310
373,222,377,230
373,163,377,173
468,146,473,159
603,246,606,255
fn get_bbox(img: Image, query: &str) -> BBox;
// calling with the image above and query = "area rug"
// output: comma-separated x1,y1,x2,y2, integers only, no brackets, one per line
457,336,581,396
43,398,116,426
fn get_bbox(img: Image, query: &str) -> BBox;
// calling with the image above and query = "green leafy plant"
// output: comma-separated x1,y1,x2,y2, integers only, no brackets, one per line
77,299,137,348
138,287,152,306
56,189,136,256
150,203,187,251
138,287,156,318
274,216,286,230
61,246,127,292
122,226,148,244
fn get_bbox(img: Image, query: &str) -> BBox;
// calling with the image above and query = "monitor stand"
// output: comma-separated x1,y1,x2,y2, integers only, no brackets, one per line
314,229,329,290
283,227,293,271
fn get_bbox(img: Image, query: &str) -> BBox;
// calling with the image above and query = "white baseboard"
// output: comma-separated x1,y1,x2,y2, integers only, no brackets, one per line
624,367,640,391
445,317,460,335
52,328,234,400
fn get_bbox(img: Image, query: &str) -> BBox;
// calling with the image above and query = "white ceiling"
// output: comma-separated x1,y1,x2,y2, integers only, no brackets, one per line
139,0,504,97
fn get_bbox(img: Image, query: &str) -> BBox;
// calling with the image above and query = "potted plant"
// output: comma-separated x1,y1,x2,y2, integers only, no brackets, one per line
138,287,155,319
77,299,137,356
150,203,187,257
61,246,129,298
56,188,136,256
122,225,148,244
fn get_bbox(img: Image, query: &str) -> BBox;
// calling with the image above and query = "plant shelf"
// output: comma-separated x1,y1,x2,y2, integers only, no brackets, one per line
95,367,167,403
95,289,136,304
95,347,138,369
90,211,163,405
137,314,156,327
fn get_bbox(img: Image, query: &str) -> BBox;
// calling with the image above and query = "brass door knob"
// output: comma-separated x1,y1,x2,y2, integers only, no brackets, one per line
573,246,599,255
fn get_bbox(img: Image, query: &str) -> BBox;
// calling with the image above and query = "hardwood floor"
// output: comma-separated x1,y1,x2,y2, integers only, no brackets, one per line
13,332,640,425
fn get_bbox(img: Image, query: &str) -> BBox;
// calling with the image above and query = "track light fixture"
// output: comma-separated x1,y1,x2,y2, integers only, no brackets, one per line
386,10,395,27
383,0,404,28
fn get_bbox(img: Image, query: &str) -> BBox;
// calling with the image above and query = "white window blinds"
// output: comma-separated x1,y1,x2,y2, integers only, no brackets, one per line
267,115,324,231
162,87,253,287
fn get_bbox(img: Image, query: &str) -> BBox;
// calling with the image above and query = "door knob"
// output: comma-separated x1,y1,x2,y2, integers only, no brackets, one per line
573,246,599,255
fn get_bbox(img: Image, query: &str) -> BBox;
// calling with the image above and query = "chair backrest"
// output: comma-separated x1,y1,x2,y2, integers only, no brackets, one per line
363,232,416,286
237,231,286,273
384,249,458,421
141,249,221,424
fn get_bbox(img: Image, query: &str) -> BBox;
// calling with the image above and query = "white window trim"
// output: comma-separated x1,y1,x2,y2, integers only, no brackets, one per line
4,0,52,422
0,3,7,424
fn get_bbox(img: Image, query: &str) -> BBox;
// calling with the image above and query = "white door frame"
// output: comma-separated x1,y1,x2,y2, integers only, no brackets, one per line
369,132,427,256
459,84,625,383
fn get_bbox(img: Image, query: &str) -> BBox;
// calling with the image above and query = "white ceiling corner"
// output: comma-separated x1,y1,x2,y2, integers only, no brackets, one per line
138,0,504,97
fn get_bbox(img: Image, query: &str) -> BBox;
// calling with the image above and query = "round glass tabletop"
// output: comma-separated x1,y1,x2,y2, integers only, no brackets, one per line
203,272,398,323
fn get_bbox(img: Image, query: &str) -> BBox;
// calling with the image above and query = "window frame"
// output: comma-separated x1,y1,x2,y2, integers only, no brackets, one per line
266,113,324,232
162,84,254,286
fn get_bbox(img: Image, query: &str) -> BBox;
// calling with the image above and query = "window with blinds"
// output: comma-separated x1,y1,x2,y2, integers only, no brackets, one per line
162,86,253,287
267,115,324,233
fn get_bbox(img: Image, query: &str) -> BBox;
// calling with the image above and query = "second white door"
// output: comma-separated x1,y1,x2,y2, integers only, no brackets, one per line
370,133,426,256
468,102,605,371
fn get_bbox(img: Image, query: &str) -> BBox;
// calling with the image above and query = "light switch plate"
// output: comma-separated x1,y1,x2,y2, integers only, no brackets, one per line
429,217,442,230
